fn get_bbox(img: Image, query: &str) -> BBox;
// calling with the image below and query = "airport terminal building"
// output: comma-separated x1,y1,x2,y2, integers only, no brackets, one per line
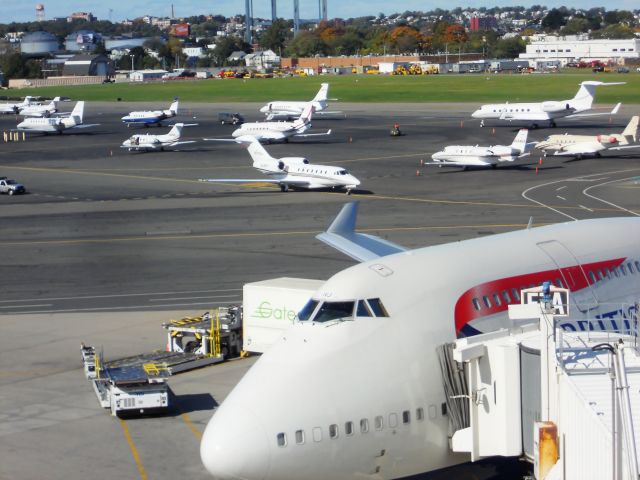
519,35,640,66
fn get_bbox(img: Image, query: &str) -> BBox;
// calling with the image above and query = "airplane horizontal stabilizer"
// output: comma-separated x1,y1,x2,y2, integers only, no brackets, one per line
567,102,622,118
316,202,407,263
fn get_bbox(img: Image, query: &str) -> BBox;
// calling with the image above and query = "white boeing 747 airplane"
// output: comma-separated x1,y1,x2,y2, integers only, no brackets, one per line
201,202,640,480
19,96,61,117
259,83,336,120
121,123,197,151
231,104,331,143
200,136,359,192
471,81,624,128
0,96,36,114
536,115,640,159
121,98,179,127
430,128,532,168
16,101,98,133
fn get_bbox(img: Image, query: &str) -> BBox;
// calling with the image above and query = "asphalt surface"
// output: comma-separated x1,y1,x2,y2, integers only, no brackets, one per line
0,99,638,480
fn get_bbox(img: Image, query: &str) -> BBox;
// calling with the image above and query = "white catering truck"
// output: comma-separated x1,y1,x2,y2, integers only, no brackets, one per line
242,277,324,354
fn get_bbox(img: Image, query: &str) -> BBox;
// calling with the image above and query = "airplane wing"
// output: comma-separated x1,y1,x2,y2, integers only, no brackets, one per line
610,144,640,151
554,142,606,155
426,158,493,167
316,202,408,263
168,141,197,147
71,124,101,129
294,129,332,138
199,178,312,188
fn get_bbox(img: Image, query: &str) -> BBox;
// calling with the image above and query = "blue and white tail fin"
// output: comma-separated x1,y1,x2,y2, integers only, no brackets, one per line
167,98,179,115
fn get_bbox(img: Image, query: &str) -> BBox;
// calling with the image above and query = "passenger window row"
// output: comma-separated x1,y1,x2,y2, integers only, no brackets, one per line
276,407,425,447
470,261,639,312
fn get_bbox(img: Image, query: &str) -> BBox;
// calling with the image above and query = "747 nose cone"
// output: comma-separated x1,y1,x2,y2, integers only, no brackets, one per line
201,404,271,480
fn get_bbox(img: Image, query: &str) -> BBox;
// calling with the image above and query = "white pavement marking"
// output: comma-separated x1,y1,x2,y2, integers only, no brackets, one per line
582,176,640,217
10,302,237,314
148,295,240,302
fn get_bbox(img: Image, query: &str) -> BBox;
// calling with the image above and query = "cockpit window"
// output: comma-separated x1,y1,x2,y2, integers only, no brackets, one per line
338,170,348,175
313,301,355,322
356,300,372,317
367,298,389,317
298,299,319,321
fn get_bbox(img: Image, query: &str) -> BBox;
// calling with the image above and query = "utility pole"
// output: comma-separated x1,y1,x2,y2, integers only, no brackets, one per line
293,0,300,35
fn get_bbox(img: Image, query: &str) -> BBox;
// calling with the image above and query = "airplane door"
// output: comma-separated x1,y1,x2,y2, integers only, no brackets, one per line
536,240,600,314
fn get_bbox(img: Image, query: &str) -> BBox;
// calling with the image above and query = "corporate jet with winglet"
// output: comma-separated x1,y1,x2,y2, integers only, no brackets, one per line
429,128,533,169
16,101,99,134
259,82,340,120
19,96,61,117
200,201,640,480
0,96,36,114
121,123,197,152
535,115,640,159
471,81,624,128
200,135,359,193
121,98,179,127
231,103,331,143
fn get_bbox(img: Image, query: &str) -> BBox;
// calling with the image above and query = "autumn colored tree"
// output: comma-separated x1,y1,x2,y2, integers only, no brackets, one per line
442,24,467,45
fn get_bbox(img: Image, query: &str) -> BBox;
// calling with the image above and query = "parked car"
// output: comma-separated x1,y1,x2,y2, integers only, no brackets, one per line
592,65,604,72
218,112,244,125
617,67,630,73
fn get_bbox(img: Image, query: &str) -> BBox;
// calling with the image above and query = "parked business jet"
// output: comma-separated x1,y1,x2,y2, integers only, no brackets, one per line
471,81,624,128
200,136,359,192
201,202,640,480
121,98,179,127
231,104,331,143
121,123,197,151
0,96,36,114
16,101,98,133
536,115,640,159
430,128,532,168
259,83,335,120
19,96,61,117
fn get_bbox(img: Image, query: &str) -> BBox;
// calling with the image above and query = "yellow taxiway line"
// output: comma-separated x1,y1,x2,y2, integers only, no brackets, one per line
119,419,148,480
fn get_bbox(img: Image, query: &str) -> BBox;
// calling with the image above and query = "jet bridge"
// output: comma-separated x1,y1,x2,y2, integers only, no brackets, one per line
446,285,640,480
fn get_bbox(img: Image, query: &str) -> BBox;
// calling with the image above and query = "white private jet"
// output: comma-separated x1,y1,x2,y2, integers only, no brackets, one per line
471,81,624,128
19,96,61,117
536,115,640,159
201,201,640,480
231,103,331,143
0,96,36,114
259,83,337,120
121,98,179,127
121,123,197,151
200,136,360,193
429,128,532,169
16,101,98,134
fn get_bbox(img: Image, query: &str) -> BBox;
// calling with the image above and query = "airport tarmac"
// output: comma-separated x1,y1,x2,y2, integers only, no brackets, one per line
0,101,638,480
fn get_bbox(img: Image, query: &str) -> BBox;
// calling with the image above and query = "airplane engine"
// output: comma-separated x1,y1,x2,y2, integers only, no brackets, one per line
277,161,286,170
541,101,570,113
282,157,309,166
597,135,618,145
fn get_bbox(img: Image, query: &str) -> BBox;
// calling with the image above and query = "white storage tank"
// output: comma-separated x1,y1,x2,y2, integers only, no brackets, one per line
21,31,59,55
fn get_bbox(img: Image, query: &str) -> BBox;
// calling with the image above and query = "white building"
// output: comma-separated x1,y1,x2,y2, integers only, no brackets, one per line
519,36,640,66
183,46,207,59
130,69,168,81
244,49,280,70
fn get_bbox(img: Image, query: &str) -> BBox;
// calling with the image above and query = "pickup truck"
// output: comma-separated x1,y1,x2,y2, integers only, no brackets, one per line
0,177,26,195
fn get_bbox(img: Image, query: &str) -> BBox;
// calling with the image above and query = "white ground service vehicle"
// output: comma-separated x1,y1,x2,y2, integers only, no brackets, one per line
242,277,324,353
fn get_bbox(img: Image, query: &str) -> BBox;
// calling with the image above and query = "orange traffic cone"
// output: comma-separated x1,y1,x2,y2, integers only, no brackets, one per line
416,169,421,176
535,166,539,174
